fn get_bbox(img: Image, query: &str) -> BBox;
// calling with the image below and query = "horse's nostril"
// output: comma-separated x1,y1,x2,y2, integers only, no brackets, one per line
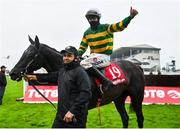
9,73,17,80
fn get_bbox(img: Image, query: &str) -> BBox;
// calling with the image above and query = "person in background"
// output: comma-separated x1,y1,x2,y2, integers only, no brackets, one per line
78,7,138,92
25,46,92,128
0,65,7,105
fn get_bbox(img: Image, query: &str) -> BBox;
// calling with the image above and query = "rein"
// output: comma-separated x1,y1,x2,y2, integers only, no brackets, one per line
22,73,57,111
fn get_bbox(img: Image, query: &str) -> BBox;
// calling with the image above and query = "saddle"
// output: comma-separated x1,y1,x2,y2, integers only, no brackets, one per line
95,63,127,87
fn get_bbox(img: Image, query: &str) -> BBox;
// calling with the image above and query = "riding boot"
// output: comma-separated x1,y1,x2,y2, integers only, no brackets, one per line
88,67,113,93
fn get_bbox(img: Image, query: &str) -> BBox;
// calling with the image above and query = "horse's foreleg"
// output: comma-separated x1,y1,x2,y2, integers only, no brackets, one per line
113,94,129,128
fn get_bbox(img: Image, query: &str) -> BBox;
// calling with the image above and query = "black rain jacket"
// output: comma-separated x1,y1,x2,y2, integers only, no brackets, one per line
0,71,7,87
37,61,91,123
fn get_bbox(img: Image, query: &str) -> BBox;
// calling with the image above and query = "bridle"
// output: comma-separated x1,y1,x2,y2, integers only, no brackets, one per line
24,44,53,73
21,44,56,110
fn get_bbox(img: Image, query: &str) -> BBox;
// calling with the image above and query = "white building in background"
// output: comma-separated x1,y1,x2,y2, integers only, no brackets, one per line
111,44,161,74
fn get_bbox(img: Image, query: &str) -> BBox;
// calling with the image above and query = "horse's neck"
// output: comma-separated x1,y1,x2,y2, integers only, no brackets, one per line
40,45,63,72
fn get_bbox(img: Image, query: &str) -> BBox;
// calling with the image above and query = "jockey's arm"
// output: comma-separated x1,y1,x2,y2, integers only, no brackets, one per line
78,36,88,56
107,16,134,33
107,7,138,33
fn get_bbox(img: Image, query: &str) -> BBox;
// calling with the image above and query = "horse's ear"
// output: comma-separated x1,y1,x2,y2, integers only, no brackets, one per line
35,35,40,48
28,35,34,45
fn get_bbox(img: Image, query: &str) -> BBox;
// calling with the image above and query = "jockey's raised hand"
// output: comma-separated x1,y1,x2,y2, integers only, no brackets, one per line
130,6,138,17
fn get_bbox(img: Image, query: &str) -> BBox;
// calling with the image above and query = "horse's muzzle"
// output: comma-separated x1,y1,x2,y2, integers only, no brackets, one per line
9,72,22,81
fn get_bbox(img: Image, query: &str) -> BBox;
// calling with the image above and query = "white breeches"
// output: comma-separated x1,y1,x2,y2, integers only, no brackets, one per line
80,53,111,69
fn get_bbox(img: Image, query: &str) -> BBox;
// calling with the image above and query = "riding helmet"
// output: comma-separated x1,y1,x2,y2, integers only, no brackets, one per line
85,9,101,19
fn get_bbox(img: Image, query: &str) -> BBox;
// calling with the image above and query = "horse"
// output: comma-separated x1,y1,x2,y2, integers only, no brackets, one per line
10,36,145,128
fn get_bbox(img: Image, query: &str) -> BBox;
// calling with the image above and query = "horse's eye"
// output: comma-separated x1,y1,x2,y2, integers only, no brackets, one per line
28,53,35,57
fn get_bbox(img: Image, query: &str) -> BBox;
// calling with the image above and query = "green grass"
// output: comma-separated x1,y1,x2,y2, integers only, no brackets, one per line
0,77,180,128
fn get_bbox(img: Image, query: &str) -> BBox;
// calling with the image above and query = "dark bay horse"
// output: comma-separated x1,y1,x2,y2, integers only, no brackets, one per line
10,36,145,128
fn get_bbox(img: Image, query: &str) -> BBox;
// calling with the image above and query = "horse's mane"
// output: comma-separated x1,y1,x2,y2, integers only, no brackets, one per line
41,43,61,55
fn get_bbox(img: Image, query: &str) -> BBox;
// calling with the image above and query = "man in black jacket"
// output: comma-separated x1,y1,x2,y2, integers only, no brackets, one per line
0,65,7,105
26,46,92,128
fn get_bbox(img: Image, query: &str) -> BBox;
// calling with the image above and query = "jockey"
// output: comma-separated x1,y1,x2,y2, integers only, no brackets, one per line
78,7,138,92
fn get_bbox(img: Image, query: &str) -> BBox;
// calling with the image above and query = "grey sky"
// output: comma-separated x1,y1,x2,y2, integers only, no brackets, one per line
0,0,180,69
